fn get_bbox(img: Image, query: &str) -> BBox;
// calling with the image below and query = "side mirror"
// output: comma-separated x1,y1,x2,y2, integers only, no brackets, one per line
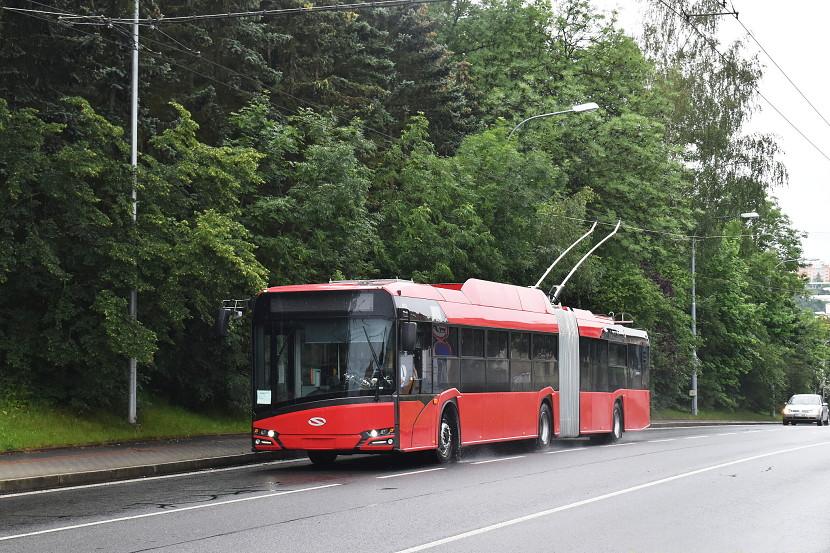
215,301,246,338
215,308,233,337
400,321,417,352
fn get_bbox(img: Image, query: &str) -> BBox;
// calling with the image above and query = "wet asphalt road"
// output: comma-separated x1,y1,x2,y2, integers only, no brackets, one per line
2,424,830,553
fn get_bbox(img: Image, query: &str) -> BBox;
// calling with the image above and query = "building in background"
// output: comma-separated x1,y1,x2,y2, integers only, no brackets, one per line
799,259,830,283
798,260,830,318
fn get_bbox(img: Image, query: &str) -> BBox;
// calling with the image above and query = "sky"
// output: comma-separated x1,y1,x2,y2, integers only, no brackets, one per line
591,0,830,262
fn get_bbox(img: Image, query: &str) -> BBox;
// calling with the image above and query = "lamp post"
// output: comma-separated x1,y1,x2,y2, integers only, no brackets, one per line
508,102,599,139
690,211,759,416
128,0,139,425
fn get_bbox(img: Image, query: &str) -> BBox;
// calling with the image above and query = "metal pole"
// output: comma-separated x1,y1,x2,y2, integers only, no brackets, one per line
508,109,572,139
691,237,698,416
128,0,139,425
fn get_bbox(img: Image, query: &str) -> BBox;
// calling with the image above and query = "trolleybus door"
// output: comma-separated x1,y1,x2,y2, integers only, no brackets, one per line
557,309,580,438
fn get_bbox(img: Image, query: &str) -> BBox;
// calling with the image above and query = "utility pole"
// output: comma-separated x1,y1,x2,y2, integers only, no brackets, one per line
690,237,698,416
128,0,139,425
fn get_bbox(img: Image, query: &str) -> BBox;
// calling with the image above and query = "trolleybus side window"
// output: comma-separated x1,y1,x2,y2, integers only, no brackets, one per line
591,339,609,392
628,343,642,390
408,322,432,395
432,324,459,392
460,328,486,392
510,332,532,392
608,342,628,391
579,337,593,390
533,333,558,389
486,330,510,392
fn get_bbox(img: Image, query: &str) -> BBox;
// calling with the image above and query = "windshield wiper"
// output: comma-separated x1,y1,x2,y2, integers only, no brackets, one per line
362,324,384,401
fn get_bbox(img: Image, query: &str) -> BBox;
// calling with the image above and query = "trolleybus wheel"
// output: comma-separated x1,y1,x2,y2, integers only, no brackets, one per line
610,402,623,442
534,403,552,449
591,402,623,444
434,407,459,464
308,451,338,466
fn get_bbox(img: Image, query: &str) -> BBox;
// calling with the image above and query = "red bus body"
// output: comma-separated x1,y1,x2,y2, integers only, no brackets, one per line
251,279,650,455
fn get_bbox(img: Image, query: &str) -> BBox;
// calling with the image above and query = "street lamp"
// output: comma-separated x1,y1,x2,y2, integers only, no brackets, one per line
775,257,802,268
690,211,759,416
508,102,599,139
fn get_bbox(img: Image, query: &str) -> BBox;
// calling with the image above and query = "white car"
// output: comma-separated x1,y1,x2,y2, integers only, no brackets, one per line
782,394,829,426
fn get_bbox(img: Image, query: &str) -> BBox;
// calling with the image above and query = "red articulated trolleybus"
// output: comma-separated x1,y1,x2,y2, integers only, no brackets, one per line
227,222,651,465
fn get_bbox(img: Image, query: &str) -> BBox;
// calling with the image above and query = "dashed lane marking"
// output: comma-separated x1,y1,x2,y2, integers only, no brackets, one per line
544,448,588,454
471,456,526,465
376,468,446,479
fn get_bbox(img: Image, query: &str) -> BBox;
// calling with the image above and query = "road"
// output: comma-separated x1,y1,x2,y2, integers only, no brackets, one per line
1,424,829,553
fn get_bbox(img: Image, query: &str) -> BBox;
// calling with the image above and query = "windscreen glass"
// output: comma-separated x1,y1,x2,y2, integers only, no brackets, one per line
788,394,821,405
254,317,394,407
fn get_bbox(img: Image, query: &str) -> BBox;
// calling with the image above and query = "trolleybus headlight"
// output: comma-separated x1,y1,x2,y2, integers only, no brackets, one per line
362,427,395,439
267,430,276,438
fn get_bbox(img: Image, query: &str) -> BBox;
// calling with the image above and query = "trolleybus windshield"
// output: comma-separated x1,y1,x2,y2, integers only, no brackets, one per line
253,316,395,408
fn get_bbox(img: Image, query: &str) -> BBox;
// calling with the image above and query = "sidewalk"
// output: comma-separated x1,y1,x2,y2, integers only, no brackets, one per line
0,434,296,494
0,419,779,495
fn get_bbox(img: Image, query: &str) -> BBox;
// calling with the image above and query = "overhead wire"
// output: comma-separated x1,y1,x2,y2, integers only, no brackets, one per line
732,1,830,131
652,0,830,164
57,0,448,25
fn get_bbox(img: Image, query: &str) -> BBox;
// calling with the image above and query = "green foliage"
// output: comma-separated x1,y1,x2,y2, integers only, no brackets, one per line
227,98,378,283
0,98,266,411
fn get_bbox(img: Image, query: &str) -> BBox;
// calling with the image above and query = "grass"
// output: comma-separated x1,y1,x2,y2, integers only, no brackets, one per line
0,398,248,452
652,407,779,422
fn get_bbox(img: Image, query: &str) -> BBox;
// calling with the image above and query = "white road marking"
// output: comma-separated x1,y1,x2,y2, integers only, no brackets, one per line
647,424,763,430
544,448,588,454
715,432,739,436
600,442,635,448
646,438,676,443
0,483,341,542
471,456,525,465
0,458,307,499
393,440,830,553
376,468,445,479
683,435,708,440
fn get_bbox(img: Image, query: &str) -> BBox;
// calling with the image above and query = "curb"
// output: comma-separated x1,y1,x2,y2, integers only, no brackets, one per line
0,450,303,495
650,420,779,428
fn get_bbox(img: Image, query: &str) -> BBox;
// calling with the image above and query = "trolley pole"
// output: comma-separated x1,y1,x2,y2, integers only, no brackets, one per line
690,237,698,416
128,0,139,425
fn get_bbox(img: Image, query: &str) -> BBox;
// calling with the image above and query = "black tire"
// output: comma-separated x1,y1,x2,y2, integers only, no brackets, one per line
433,407,459,464
590,402,623,445
534,403,553,450
609,402,623,443
307,451,337,466
782,420,789,426
817,418,823,427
